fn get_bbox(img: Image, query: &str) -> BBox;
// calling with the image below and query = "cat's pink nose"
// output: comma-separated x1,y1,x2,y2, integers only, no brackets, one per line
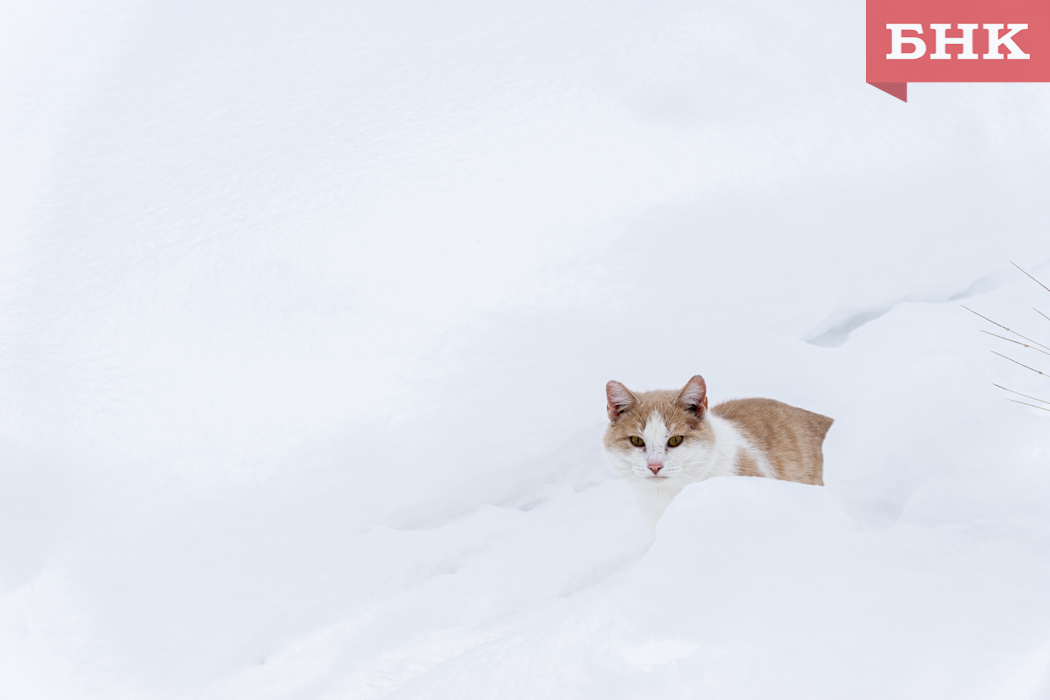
648,463,663,475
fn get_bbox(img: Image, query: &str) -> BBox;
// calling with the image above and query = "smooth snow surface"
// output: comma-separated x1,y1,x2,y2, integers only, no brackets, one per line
3,1,1050,698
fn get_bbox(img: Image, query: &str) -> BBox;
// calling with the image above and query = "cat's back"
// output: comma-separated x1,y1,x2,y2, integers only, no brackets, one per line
711,398,833,486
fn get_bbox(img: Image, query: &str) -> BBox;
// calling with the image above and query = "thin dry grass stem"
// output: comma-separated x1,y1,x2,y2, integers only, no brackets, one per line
980,330,1050,357
970,265,1050,412
994,383,1050,405
991,350,1047,377
1013,262,1050,295
1006,398,1050,412
962,305,1050,353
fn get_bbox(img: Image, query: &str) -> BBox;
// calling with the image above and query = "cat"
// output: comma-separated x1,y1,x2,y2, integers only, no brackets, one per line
602,375,833,526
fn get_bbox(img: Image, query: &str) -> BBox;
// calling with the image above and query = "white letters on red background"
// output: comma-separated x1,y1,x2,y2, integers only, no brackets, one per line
886,23,1030,59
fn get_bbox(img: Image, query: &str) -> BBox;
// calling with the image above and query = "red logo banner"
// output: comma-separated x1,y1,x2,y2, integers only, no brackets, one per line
866,0,1050,101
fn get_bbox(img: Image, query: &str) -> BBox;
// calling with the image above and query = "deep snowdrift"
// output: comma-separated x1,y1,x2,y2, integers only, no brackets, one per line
2,1,1050,698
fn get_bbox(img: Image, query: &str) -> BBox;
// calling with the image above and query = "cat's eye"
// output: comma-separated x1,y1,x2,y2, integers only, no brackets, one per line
629,436,645,447
668,436,683,447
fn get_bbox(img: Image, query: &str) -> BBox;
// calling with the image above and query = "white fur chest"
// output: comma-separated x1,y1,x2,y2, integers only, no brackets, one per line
611,412,773,526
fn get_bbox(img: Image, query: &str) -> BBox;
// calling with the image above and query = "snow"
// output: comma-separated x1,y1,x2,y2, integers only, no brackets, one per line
2,1,1050,698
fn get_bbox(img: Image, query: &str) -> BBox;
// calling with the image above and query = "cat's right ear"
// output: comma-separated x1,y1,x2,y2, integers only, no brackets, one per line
606,381,637,421
676,375,708,417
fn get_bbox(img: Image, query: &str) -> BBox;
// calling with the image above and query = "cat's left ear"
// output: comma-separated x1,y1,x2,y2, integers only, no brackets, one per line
676,375,708,416
606,381,637,421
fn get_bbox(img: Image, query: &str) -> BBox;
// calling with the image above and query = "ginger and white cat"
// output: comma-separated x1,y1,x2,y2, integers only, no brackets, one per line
602,375,833,526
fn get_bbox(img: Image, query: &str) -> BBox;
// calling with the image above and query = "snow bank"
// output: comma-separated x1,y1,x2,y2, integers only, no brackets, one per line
3,0,1050,698
393,477,1050,700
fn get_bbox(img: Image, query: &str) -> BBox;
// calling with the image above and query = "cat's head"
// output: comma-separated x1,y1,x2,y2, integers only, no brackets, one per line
602,375,716,485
